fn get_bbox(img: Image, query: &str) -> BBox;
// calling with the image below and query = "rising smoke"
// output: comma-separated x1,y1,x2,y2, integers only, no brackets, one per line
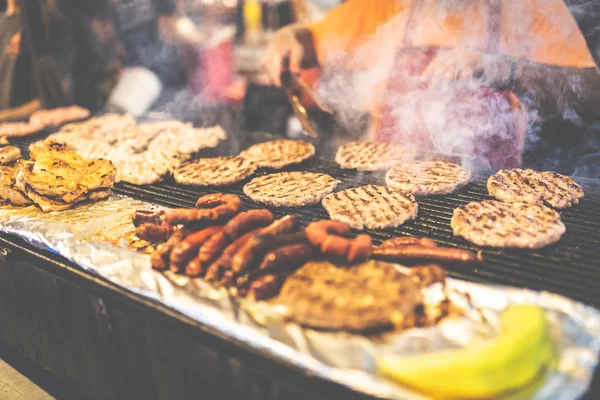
312,0,600,178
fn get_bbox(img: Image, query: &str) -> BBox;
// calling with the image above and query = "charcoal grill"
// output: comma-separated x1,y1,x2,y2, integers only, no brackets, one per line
1,128,600,399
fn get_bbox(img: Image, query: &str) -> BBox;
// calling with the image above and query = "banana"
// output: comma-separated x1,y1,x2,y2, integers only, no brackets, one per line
376,305,553,399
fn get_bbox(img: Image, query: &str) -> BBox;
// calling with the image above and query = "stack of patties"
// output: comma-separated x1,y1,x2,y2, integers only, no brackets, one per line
15,142,116,212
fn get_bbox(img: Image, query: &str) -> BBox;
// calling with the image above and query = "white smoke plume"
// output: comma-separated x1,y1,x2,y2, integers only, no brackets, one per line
312,0,600,177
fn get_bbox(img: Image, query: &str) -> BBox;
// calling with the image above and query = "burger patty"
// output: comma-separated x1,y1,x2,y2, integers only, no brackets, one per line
451,200,566,249
487,169,584,209
239,139,315,169
278,260,431,332
335,141,414,171
385,160,471,195
174,156,257,186
243,171,340,207
322,185,418,230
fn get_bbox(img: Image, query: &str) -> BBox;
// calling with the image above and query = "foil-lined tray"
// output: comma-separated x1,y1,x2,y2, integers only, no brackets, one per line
0,195,598,399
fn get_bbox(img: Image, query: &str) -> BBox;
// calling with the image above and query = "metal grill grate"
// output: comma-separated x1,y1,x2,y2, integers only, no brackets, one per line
8,133,600,308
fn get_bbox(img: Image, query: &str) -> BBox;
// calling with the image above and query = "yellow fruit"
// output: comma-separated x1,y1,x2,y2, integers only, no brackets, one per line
377,305,553,398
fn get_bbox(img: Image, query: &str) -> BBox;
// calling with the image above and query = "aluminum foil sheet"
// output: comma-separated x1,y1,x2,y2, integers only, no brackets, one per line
0,195,599,399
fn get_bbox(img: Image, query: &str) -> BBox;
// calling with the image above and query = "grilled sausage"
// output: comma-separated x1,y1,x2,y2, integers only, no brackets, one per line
378,236,438,249
248,274,286,300
320,235,351,259
223,209,274,239
219,269,236,287
196,193,239,208
231,231,305,274
197,231,228,265
170,226,222,272
133,210,164,227
305,220,373,263
258,243,315,271
136,222,173,243
164,194,242,225
150,228,189,271
372,245,479,264
347,234,374,263
305,220,350,247
185,257,204,277
205,228,263,283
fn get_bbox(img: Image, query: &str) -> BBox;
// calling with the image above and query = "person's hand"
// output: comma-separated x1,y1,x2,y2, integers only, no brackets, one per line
263,24,315,87
421,48,496,88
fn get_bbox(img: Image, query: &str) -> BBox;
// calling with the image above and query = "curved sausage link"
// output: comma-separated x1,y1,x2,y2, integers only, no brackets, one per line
305,220,350,247
185,257,204,277
197,231,228,265
133,210,164,227
223,209,274,239
170,226,222,272
164,194,242,225
150,228,189,271
205,228,263,283
258,243,315,271
305,220,373,263
248,274,287,300
136,222,173,243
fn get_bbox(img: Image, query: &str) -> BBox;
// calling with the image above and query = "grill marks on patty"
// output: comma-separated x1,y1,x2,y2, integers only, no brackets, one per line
174,156,257,187
451,200,566,248
278,260,425,332
322,185,418,230
488,169,584,209
386,160,471,195
335,141,415,171
244,171,340,207
240,140,315,169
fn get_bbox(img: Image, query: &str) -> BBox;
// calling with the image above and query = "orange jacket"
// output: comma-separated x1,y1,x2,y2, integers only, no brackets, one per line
308,0,595,69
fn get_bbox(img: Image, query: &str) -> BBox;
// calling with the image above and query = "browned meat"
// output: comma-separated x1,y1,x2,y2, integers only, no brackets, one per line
488,169,584,209
174,156,257,186
385,160,471,195
451,200,566,248
322,185,418,230
239,139,315,169
244,172,339,207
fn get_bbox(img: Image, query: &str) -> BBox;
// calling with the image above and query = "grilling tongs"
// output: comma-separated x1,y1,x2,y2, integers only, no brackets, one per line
281,71,335,138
